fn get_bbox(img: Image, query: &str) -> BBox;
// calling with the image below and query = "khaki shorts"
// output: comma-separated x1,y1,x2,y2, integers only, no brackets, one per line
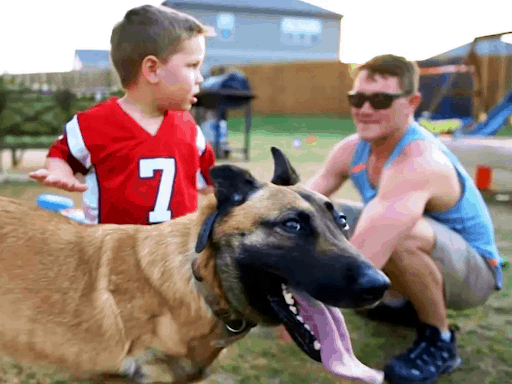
336,200,496,310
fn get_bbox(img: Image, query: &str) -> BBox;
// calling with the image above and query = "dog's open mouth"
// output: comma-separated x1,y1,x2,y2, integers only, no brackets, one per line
265,283,385,384
267,284,321,361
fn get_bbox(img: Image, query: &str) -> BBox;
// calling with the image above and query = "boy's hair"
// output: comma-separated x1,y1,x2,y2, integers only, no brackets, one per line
110,5,214,88
353,54,420,94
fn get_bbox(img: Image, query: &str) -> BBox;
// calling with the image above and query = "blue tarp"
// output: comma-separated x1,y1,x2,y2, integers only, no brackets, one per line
415,38,512,125
415,72,473,121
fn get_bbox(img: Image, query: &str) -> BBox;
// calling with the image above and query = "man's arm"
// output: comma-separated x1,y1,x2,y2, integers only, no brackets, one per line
305,134,358,197
349,142,451,269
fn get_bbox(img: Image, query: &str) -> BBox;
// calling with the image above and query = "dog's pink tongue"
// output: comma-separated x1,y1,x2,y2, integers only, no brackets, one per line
291,290,384,384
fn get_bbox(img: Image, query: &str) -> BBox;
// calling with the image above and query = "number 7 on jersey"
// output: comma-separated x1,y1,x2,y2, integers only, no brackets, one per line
139,158,177,223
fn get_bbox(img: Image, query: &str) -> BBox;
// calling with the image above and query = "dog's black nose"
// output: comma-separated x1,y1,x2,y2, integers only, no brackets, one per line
349,266,390,306
300,260,391,309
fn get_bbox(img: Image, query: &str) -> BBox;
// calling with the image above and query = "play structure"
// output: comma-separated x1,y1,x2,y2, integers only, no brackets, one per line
416,31,512,137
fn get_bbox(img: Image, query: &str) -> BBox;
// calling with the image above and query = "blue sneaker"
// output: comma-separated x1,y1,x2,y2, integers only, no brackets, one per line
384,323,463,384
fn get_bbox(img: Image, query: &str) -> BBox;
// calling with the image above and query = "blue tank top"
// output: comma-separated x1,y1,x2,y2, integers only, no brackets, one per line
349,122,503,290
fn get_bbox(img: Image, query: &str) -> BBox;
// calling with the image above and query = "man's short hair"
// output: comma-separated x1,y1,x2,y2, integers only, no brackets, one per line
110,5,214,88
353,54,420,94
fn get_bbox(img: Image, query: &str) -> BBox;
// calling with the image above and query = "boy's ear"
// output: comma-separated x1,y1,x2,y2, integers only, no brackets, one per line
140,55,161,84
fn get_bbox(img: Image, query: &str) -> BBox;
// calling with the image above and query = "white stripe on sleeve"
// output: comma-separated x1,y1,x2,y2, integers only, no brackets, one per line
65,115,92,169
82,170,99,224
197,170,207,190
196,124,207,156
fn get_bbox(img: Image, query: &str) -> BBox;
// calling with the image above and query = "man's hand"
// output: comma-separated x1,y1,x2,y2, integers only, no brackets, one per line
29,169,88,192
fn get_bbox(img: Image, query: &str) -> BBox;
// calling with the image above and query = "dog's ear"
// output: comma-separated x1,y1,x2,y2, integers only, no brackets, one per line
270,147,300,186
209,165,262,210
196,165,262,254
195,210,219,254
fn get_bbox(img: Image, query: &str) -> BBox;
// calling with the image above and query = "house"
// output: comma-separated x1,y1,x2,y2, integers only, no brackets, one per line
162,0,343,74
72,50,111,71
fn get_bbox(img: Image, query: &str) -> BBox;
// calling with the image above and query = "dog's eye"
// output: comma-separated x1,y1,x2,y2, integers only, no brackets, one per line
281,219,302,233
335,213,349,230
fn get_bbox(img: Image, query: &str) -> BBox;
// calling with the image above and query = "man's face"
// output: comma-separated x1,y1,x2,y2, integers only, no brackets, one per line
349,69,417,142
156,35,206,111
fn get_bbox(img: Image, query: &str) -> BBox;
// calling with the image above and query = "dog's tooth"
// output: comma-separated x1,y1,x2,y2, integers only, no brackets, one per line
296,315,304,323
289,305,297,314
284,293,294,305
304,324,311,331
281,283,286,291
314,341,321,350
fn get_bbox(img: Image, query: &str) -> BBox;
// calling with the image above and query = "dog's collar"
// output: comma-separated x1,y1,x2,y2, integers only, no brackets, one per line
191,259,257,346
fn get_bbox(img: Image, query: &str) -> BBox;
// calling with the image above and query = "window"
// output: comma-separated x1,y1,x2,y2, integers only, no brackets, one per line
280,18,322,47
217,13,235,42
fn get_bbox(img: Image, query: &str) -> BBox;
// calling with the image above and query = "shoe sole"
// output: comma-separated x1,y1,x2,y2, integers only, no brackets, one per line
384,357,463,384
439,356,463,376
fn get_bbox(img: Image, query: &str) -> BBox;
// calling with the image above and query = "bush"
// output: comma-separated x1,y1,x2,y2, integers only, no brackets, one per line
54,89,75,115
0,77,8,116
111,89,124,97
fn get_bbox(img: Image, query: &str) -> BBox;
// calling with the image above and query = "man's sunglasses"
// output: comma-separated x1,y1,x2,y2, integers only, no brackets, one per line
347,91,412,110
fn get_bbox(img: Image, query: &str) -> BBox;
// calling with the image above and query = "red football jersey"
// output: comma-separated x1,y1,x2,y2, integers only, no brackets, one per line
48,98,215,225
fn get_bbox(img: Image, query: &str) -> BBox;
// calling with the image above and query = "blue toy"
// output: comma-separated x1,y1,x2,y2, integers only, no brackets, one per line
36,194,89,224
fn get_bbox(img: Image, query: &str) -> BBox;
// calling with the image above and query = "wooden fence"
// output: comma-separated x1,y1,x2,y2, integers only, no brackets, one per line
2,56,510,116
237,60,354,117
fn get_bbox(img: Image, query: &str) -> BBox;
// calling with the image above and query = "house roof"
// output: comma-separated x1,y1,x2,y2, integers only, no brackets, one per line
74,50,111,69
420,38,512,66
162,0,342,20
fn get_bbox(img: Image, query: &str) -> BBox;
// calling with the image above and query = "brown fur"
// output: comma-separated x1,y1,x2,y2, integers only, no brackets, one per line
0,194,228,381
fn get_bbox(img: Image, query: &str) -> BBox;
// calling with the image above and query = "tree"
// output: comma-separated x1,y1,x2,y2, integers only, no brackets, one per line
0,76,8,118
54,89,75,119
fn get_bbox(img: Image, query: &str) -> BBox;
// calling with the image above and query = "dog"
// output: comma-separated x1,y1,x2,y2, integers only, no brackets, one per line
0,147,389,383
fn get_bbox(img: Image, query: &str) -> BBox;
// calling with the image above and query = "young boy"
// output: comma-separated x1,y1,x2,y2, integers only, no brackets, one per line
29,5,216,225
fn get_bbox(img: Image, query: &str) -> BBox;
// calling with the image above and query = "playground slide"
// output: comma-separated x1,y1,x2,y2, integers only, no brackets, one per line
468,90,512,136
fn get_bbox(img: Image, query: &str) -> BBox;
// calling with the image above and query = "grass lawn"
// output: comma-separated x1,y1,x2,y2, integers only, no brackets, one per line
0,117,510,383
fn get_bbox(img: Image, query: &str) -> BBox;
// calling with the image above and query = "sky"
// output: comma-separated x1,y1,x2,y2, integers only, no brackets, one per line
1,0,511,75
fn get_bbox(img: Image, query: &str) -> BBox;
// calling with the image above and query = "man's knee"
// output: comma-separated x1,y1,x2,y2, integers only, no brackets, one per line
391,218,436,264
384,218,444,292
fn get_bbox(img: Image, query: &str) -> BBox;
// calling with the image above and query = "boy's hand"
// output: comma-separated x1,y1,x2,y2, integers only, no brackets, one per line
29,169,88,192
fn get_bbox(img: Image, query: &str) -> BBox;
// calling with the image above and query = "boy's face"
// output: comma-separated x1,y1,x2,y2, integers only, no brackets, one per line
156,35,206,111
